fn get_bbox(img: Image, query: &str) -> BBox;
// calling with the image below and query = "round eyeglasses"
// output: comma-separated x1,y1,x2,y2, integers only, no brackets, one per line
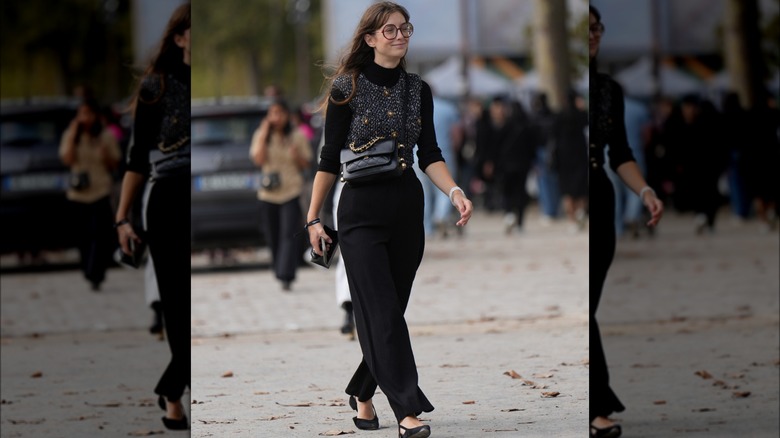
589,23,605,36
375,22,414,40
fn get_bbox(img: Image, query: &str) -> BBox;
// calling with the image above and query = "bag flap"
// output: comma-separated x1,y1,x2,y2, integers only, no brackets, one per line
340,138,396,162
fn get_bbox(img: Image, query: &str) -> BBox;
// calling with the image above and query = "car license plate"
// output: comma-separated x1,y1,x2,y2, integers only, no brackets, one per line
2,173,68,192
194,172,261,192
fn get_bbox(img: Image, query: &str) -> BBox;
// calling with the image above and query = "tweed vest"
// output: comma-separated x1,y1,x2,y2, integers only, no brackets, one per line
333,71,422,167
141,72,191,180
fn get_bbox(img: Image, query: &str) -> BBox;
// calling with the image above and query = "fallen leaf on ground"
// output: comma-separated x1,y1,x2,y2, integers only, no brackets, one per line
254,391,270,395
694,370,713,379
727,373,745,379
483,428,518,432
30,371,42,378
712,380,730,389
732,391,751,398
276,401,315,407
462,400,476,404
532,373,554,378
531,384,548,389
500,408,524,412
260,415,291,421
503,370,521,379
541,392,560,398
440,364,468,368
84,401,122,407
693,408,716,412
653,400,667,405
319,430,355,436
521,379,536,386
221,371,234,378
128,430,165,436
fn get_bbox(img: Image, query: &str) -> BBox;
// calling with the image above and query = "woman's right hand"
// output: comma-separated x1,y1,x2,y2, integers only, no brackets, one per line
308,223,332,256
116,222,142,255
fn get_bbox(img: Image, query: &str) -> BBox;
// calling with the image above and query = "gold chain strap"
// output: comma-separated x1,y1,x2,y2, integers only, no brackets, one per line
158,135,190,153
348,136,386,153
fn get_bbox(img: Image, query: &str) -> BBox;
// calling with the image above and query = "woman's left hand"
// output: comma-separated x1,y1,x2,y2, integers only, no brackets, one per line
452,192,473,227
643,193,664,227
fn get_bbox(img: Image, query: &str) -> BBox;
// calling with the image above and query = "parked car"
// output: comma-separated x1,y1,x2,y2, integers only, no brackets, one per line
0,99,80,255
191,99,271,251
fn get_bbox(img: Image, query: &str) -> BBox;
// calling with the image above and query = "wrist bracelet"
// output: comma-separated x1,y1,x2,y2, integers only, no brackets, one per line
448,186,465,205
639,186,655,200
304,218,321,229
114,218,130,228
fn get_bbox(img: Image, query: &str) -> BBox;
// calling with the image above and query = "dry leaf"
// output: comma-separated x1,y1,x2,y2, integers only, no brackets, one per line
693,408,716,412
712,380,730,389
653,400,667,405
532,373,554,378
694,370,713,379
531,384,548,389
260,415,291,421
541,392,560,398
221,371,234,378
462,400,476,404
732,391,751,398
521,379,536,386
128,430,165,436
30,371,42,378
504,370,521,379
254,391,270,395
319,430,355,436
501,408,524,412
276,401,315,407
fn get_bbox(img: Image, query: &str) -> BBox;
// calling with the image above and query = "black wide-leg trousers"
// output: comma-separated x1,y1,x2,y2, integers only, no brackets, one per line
146,175,190,401
260,197,303,283
590,168,625,420
338,170,435,423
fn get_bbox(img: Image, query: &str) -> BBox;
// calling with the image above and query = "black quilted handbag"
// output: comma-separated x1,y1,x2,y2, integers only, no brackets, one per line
340,73,409,185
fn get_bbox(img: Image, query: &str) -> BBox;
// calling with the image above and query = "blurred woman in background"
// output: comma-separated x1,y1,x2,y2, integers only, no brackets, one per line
59,97,121,291
250,99,312,291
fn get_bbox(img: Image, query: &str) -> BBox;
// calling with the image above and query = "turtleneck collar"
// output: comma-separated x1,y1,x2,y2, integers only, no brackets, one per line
363,61,402,87
173,59,190,86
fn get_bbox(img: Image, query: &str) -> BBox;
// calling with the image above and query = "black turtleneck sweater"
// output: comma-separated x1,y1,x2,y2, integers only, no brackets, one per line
127,61,191,176
318,62,443,175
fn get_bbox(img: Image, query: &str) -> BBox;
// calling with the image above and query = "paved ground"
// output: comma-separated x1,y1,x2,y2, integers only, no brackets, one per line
598,214,780,437
2,207,777,438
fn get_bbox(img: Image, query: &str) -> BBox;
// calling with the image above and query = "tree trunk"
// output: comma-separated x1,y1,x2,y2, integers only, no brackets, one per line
724,0,766,110
533,0,571,112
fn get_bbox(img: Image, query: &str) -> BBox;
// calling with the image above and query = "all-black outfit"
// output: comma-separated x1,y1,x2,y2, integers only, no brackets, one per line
126,60,191,402
553,105,589,199
319,62,443,422
589,69,635,421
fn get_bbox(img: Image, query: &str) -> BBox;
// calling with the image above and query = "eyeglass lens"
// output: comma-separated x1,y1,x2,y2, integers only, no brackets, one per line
382,23,413,39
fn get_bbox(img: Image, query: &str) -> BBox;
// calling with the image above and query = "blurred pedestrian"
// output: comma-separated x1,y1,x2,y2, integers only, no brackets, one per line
531,93,561,222
453,97,482,201
114,3,191,430
589,6,664,437
497,99,536,234
477,96,513,213
413,89,460,237
59,97,122,291
667,95,727,233
552,92,589,232
250,99,312,291
605,95,651,237
742,91,779,231
305,2,472,436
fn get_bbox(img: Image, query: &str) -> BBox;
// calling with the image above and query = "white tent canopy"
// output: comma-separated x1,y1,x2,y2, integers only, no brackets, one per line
615,56,704,97
424,56,513,98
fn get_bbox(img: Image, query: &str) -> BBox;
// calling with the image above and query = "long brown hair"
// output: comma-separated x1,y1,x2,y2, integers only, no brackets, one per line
128,2,191,116
320,1,410,111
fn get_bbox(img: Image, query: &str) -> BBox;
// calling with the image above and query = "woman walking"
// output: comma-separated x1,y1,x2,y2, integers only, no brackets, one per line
114,3,191,430
306,3,472,437
589,6,664,437
59,98,122,291
250,100,312,291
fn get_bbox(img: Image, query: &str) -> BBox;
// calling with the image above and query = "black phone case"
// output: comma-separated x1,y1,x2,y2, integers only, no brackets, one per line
310,225,338,269
120,237,146,269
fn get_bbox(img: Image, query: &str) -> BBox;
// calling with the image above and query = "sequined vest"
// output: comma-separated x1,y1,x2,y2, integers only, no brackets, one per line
142,72,191,180
333,72,422,167
589,73,617,169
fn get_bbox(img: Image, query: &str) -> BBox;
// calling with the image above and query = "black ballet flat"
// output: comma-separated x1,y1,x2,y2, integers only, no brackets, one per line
349,396,379,430
399,423,431,438
590,423,621,438
162,415,189,430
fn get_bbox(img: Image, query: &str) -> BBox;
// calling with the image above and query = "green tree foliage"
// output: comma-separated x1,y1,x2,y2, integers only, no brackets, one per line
192,0,324,102
1,0,133,101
